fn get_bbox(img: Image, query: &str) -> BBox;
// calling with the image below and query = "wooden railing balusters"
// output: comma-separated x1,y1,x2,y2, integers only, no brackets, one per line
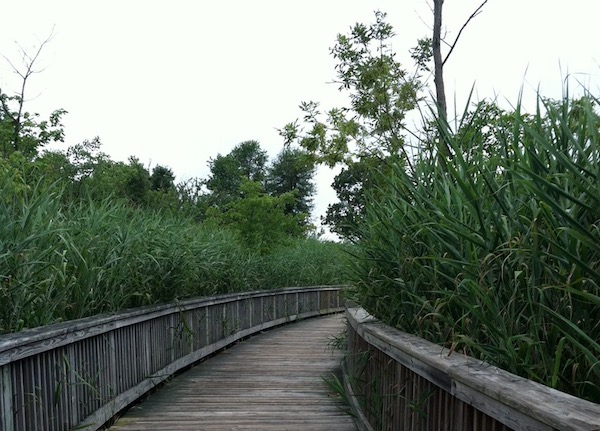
0,286,344,431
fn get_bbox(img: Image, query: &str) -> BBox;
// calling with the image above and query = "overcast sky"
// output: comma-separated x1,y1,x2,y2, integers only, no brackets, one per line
1,1,598,232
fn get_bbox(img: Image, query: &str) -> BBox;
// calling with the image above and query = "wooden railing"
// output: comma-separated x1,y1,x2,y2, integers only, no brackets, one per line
0,286,343,431
344,306,600,431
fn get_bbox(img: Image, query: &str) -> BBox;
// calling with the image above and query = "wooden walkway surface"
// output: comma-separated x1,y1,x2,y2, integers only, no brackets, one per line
109,314,357,431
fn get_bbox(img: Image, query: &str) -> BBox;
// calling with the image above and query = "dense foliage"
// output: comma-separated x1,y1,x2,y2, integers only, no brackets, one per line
0,155,349,334
277,10,600,403
204,141,316,251
349,94,600,402
281,11,418,239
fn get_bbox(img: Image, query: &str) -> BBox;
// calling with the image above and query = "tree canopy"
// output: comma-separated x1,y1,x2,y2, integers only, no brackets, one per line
281,11,419,239
204,141,317,252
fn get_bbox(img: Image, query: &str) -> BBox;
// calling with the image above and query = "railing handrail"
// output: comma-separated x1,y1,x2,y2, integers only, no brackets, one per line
0,285,343,361
346,306,600,431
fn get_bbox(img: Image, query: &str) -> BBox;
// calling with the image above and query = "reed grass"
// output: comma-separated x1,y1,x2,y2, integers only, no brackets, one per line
350,90,600,402
0,164,349,334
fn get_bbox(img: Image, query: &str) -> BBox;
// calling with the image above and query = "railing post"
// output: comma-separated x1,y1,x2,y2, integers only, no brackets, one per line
318,290,321,312
108,333,118,404
236,299,240,333
248,296,253,328
169,314,176,364
260,295,265,324
67,345,78,428
1,364,14,431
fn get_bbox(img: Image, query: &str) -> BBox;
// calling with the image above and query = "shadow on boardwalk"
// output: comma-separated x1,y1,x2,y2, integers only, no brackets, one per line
109,314,357,431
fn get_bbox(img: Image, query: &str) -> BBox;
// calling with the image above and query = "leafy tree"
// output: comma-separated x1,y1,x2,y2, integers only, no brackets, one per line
323,153,400,240
281,12,419,164
82,156,150,206
174,177,210,221
0,104,67,158
207,179,304,254
120,157,151,205
28,149,75,190
31,137,109,199
150,165,175,192
145,164,185,213
65,137,109,181
266,147,315,224
206,155,242,198
205,140,268,205
281,11,418,238
228,140,268,182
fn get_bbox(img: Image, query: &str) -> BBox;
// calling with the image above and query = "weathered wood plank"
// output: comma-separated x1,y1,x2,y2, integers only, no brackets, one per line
109,315,357,431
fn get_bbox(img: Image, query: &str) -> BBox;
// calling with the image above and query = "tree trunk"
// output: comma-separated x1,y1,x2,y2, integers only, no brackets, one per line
433,0,447,121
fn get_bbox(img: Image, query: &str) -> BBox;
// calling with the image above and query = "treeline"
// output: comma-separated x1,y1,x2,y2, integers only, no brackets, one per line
1,135,320,251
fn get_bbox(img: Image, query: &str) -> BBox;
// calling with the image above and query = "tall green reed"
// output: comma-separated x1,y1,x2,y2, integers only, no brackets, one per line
0,162,349,333
350,90,600,401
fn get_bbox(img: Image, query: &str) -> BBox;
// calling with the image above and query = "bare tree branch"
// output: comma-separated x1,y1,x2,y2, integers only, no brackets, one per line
0,27,55,154
2,31,54,81
442,0,488,67
1,53,24,79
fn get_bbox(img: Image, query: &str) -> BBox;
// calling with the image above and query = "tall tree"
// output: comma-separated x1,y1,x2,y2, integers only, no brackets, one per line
207,179,304,254
323,152,402,240
205,140,268,205
150,165,175,192
228,140,268,183
432,0,447,120
266,147,315,223
82,156,151,206
281,11,419,238
281,11,418,165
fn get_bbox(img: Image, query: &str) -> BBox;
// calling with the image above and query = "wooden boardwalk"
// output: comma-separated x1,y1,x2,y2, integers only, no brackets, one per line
109,314,357,431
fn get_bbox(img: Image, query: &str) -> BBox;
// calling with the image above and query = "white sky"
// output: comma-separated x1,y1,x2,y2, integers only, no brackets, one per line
1,0,599,232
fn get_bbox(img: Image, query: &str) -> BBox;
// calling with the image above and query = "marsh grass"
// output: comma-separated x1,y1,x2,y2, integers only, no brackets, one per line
322,373,356,418
0,167,349,333
350,90,600,401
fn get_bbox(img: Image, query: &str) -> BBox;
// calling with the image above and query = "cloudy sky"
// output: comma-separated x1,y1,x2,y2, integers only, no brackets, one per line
1,0,598,230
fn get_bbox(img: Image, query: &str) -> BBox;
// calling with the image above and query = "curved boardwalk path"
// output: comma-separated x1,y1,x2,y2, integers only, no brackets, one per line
109,314,357,431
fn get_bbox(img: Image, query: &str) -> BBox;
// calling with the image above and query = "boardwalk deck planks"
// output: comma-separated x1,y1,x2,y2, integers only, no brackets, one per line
109,314,357,431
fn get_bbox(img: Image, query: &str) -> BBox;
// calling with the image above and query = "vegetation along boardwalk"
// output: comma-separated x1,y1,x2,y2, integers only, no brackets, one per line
109,314,357,431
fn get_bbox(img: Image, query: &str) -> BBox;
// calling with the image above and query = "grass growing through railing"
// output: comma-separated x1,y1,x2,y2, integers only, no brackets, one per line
0,167,350,333
349,91,600,402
